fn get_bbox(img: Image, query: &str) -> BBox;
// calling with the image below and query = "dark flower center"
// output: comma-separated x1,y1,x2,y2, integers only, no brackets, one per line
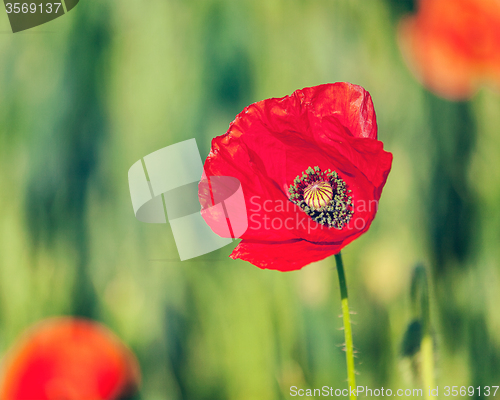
288,166,353,229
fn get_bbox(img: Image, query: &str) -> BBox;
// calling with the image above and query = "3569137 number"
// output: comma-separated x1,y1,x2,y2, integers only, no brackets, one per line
443,386,499,397
5,3,62,14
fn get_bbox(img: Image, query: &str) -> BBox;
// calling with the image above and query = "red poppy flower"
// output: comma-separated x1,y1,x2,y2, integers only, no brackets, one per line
398,0,500,100
0,317,140,400
200,83,392,271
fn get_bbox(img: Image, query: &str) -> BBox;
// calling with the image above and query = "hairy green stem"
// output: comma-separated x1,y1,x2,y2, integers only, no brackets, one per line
335,252,356,400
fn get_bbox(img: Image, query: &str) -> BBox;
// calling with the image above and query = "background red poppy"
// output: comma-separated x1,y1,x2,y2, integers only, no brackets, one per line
398,0,500,99
0,318,140,400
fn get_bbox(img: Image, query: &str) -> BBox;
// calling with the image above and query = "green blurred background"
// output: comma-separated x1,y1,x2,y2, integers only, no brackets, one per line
1,0,500,398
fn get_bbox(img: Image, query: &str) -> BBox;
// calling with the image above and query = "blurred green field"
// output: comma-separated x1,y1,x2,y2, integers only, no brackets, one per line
1,0,500,398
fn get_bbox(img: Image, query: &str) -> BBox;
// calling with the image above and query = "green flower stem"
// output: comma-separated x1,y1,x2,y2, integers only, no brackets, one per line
421,334,435,399
335,252,356,400
411,265,435,397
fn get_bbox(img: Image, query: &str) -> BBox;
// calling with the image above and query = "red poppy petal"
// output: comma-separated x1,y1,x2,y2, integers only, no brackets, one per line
230,239,350,271
297,83,378,140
